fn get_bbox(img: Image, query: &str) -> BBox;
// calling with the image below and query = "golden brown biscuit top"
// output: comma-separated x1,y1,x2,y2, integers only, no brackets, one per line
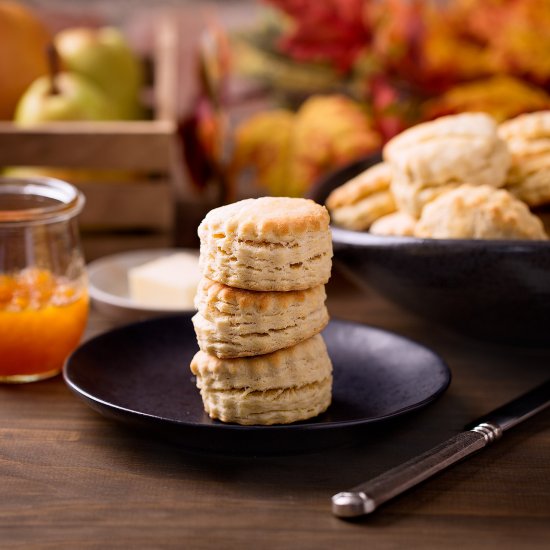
198,197,330,241
325,162,392,210
196,277,325,313
384,112,498,161
415,184,548,240
499,111,550,141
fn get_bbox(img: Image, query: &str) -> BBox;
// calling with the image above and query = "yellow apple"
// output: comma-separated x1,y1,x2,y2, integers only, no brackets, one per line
54,26,144,120
14,71,114,123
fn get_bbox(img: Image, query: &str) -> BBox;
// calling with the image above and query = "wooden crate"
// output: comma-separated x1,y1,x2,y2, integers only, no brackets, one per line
0,13,190,232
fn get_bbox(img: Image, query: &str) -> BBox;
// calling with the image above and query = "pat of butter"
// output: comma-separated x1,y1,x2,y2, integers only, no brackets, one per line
128,253,201,309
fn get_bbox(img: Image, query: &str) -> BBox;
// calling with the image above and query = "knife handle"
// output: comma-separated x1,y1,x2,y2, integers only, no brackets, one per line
332,423,502,518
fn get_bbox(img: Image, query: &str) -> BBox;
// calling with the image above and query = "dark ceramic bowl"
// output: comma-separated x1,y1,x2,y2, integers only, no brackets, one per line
311,156,550,347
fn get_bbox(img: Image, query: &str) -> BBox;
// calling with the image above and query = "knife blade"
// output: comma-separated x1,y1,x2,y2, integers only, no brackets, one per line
331,379,550,518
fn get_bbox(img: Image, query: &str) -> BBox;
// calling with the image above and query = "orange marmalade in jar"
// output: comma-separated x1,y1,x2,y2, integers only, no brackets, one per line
0,177,88,382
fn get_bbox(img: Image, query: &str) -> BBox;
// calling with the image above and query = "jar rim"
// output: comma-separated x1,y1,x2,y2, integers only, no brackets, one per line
0,177,85,225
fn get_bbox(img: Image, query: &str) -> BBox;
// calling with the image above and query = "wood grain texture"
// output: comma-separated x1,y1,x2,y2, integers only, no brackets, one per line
0,121,176,171
1,236,549,549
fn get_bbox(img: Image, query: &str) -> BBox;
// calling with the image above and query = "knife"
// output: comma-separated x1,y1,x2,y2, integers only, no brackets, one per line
332,380,550,518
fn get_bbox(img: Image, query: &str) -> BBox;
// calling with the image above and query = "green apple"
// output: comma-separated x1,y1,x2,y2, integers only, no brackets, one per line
54,26,144,120
14,71,114,124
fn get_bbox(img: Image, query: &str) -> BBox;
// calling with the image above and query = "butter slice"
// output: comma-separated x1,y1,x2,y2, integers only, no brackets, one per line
128,253,201,309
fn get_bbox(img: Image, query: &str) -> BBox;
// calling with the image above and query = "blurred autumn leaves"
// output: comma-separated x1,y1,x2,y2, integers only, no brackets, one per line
184,0,550,199
232,96,381,197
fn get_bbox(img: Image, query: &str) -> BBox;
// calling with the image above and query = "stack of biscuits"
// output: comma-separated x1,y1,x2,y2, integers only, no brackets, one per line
190,196,334,425
326,111,549,240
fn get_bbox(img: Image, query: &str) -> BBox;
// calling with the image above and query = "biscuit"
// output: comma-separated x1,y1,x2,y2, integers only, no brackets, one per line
198,197,333,291
369,211,417,237
192,278,329,358
383,113,509,189
325,162,396,230
499,112,550,207
390,176,460,218
503,137,550,159
325,162,392,208
506,167,550,207
415,184,548,240
506,151,550,182
499,111,550,142
329,191,396,230
190,334,333,425
386,135,509,188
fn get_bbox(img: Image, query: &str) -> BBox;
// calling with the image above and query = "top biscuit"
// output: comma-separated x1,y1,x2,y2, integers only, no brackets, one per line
200,197,329,242
383,113,509,190
384,112,498,160
198,197,333,291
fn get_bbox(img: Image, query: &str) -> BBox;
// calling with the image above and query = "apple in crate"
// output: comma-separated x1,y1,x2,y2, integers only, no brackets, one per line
14,71,114,123
55,27,144,120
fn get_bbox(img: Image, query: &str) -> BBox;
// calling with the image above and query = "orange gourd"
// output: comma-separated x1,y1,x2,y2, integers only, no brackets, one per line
0,1,51,119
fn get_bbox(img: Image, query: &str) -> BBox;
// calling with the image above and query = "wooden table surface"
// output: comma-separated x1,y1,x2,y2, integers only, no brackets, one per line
1,235,549,549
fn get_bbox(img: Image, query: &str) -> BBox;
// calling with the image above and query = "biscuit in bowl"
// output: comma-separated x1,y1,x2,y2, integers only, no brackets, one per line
383,113,510,218
192,278,329,358
369,211,417,237
415,184,548,240
390,177,461,219
500,111,550,208
325,162,396,230
190,334,333,425
198,197,333,291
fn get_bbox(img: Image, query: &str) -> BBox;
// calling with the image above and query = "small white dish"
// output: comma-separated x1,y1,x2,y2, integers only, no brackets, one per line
87,248,199,322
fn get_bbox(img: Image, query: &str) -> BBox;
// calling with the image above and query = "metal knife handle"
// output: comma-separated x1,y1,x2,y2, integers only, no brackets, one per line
332,423,502,518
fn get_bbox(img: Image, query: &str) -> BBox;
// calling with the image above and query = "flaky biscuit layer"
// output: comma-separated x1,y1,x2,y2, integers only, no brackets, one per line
195,277,326,316
193,279,328,358
190,333,332,391
198,377,332,425
200,230,332,291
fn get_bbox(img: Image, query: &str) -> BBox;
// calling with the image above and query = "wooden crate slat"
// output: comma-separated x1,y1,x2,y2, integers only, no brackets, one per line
0,121,177,171
77,179,173,230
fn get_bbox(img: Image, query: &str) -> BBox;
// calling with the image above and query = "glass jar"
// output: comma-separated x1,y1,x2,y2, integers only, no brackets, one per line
0,177,88,382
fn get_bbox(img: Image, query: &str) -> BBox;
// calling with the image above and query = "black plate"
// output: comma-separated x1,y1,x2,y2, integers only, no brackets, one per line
64,314,451,454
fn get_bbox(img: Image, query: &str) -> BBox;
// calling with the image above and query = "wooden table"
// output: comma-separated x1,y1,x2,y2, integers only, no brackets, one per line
1,236,549,549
